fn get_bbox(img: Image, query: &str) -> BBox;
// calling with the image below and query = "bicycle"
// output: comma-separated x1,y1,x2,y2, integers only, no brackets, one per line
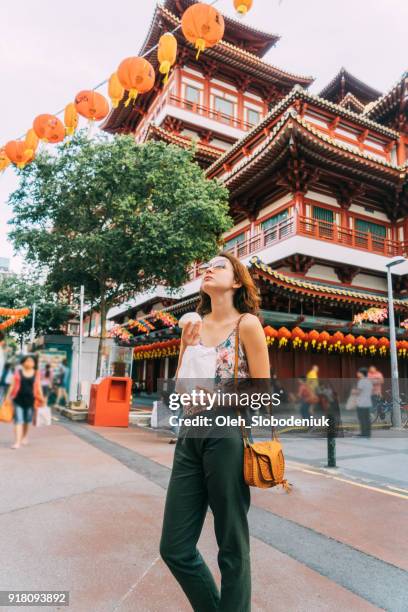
370,390,408,427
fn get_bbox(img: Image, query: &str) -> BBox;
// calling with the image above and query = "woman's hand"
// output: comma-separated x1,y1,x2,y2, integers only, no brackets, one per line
181,321,202,347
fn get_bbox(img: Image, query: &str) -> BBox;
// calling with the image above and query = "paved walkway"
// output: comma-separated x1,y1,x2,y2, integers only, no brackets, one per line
1,415,407,612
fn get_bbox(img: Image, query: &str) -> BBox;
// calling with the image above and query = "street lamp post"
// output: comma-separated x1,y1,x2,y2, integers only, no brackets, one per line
76,285,85,402
386,257,405,429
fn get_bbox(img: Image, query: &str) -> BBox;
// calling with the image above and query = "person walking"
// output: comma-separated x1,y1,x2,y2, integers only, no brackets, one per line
368,365,384,415
356,367,373,438
0,331,6,401
6,355,44,449
41,363,53,404
298,376,317,420
306,364,319,392
55,359,69,406
159,252,270,612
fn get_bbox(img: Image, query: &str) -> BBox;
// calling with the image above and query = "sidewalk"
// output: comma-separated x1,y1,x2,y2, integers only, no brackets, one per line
1,415,407,612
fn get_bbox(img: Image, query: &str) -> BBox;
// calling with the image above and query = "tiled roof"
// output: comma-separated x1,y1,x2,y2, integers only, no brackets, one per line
363,71,408,120
146,124,223,160
207,86,400,176
214,110,404,194
159,6,313,85
250,256,408,308
163,0,280,57
319,67,382,104
338,92,366,113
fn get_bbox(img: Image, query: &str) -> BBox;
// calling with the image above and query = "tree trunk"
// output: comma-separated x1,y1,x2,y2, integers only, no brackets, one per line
95,289,107,378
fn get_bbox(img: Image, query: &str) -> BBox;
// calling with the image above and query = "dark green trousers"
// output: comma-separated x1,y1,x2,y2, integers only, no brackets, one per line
160,424,251,611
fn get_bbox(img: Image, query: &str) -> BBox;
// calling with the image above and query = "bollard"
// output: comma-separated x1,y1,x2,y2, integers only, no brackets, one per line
327,434,336,467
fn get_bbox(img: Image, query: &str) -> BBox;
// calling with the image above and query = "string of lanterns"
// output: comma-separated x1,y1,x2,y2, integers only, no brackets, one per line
0,307,30,331
119,323,408,360
1,1,254,172
264,326,408,358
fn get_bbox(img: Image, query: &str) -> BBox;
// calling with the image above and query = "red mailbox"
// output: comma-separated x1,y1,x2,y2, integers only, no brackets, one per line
88,376,131,427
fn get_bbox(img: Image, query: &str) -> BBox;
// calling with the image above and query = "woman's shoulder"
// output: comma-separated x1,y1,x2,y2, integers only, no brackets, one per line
238,312,261,331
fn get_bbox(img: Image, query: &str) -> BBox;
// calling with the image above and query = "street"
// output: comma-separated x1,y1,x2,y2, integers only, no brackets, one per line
1,414,407,612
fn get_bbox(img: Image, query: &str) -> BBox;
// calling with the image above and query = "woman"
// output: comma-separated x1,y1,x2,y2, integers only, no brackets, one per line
160,253,270,612
7,355,44,449
41,363,53,404
356,367,373,438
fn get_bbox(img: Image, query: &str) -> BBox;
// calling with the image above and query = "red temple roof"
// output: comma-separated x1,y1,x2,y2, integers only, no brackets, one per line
102,4,313,135
250,257,408,310
363,71,408,131
319,67,382,106
145,124,223,167
208,85,399,178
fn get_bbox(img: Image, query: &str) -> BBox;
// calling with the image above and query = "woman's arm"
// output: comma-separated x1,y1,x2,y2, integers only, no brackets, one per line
239,314,270,378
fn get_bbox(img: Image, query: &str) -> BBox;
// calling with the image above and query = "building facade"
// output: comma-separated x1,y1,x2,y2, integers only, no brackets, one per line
102,0,408,390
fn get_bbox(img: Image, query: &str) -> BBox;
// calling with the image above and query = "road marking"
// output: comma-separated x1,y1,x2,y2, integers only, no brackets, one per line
287,462,408,499
112,555,160,611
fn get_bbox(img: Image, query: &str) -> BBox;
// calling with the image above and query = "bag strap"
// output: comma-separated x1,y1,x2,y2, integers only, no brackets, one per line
234,314,277,443
234,315,251,447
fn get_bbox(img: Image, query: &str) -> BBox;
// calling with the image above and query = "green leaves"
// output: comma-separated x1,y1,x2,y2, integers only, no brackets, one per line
0,274,71,338
8,133,232,341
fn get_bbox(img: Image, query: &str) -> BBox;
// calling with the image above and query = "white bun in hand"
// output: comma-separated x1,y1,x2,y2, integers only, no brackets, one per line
178,312,202,329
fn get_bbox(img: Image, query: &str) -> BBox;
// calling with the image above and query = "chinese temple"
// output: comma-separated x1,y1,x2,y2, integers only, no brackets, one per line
102,0,408,389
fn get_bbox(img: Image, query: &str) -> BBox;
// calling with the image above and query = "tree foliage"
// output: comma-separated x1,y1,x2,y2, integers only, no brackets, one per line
0,274,72,339
8,132,231,371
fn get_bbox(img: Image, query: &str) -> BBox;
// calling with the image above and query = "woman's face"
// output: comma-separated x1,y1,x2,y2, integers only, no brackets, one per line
200,256,241,294
356,371,362,379
23,357,35,370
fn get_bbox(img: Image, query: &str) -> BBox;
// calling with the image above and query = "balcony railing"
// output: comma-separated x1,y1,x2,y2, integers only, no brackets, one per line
187,214,406,280
168,94,255,132
297,217,401,257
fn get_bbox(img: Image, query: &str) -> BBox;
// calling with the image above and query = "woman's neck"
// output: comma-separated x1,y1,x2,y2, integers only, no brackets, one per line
208,293,238,322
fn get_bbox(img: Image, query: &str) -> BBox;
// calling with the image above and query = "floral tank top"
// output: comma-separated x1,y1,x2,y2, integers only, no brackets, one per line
200,314,250,383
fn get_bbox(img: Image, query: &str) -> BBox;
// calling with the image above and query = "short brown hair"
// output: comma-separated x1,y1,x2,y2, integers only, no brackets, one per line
196,252,261,316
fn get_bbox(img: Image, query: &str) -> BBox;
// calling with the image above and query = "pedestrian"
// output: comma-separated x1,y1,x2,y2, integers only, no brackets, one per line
41,363,53,404
368,365,384,415
55,359,69,406
298,376,317,419
160,252,270,612
6,355,44,449
0,331,6,401
306,364,319,392
356,367,373,438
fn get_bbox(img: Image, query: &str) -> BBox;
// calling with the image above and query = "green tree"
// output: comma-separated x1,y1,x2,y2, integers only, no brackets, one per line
0,273,72,342
9,133,231,373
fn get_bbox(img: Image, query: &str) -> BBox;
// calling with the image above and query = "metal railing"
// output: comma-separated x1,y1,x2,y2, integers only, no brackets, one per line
297,216,401,257
168,94,255,132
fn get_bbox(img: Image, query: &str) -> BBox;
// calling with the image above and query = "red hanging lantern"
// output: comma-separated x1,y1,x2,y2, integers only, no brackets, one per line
355,335,367,354
318,331,330,348
308,329,319,347
233,0,253,16
366,336,378,354
5,140,34,169
181,3,225,59
64,102,78,135
108,73,125,109
158,33,178,84
33,114,65,143
0,148,11,172
117,57,155,107
278,326,291,348
74,90,110,121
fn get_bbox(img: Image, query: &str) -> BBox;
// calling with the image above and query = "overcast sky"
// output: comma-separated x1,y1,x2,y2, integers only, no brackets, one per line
1,0,407,272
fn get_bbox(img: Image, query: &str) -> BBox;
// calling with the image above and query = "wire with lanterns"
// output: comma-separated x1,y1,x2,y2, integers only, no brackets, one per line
0,0,255,173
